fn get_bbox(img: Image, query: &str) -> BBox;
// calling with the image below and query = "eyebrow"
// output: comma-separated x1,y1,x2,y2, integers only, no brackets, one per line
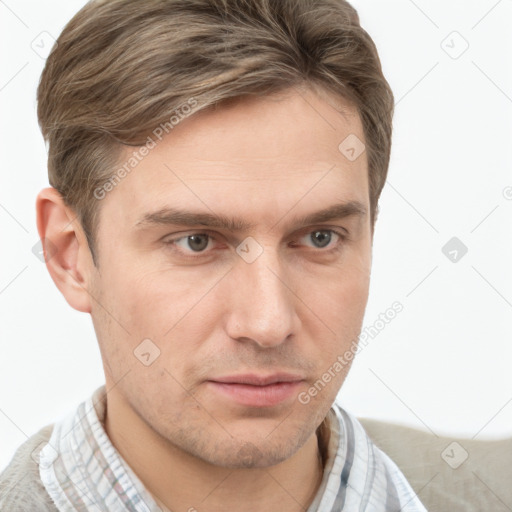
134,200,367,232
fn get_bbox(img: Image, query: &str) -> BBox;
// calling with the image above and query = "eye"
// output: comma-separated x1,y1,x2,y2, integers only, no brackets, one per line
171,233,212,253
163,228,347,259
305,230,334,249
296,229,346,250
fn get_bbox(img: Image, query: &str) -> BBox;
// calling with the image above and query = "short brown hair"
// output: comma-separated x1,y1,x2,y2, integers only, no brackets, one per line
37,0,394,266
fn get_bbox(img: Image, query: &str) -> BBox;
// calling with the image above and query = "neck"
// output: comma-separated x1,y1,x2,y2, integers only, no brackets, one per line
104,389,326,512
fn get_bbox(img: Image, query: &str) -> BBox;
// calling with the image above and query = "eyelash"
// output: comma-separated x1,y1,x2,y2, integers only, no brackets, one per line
162,228,348,259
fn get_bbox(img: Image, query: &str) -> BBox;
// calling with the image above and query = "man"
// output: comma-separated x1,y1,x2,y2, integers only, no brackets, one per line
0,0,427,510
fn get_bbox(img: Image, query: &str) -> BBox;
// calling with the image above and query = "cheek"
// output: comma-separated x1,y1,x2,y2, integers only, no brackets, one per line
302,257,370,325
108,265,222,376
105,253,191,331
295,257,370,375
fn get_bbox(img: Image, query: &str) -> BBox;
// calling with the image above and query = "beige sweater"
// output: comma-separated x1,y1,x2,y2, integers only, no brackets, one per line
0,424,57,511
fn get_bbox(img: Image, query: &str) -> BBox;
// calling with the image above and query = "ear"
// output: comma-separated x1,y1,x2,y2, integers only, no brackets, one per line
35,187,95,313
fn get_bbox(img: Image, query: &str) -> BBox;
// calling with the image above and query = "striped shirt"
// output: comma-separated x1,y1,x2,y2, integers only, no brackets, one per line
38,385,427,511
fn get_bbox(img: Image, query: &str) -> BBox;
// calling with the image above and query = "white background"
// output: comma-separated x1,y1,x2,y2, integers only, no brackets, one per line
1,0,511,473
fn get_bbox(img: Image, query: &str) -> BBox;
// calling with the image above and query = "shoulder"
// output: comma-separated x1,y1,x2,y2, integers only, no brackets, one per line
0,424,59,512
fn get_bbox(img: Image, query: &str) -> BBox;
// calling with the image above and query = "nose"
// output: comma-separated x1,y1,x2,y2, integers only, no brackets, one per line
224,244,299,348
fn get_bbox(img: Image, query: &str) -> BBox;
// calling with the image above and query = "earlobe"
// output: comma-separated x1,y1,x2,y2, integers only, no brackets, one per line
35,187,94,313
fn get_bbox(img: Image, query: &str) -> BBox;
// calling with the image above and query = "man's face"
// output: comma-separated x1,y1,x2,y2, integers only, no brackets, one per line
88,86,372,468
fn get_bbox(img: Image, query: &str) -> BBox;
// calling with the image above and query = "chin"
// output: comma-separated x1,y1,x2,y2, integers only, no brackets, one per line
191,425,313,470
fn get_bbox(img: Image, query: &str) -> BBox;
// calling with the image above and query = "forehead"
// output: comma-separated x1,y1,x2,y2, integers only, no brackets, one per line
99,87,368,232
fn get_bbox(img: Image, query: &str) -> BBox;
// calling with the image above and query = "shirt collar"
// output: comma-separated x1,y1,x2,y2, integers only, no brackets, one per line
40,385,161,511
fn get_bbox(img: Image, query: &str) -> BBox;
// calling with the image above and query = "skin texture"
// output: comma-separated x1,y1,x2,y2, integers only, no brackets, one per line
36,85,373,512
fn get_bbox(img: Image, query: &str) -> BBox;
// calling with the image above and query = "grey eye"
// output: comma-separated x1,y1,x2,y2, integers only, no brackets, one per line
185,234,210,252
309,230,332,248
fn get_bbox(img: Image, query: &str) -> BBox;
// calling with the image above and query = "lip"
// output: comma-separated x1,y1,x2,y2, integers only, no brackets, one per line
207,373,305,407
